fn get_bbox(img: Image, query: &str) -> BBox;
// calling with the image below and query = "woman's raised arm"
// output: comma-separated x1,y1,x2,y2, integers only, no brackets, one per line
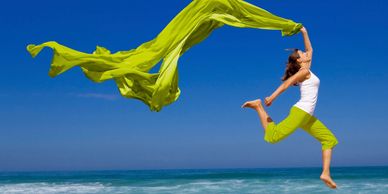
301,27,313,58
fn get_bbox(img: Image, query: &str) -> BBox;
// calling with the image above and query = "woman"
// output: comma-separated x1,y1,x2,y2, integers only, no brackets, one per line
241,26,339,189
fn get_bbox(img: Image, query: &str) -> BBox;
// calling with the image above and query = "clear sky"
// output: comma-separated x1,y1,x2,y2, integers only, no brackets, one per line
0,0,387,171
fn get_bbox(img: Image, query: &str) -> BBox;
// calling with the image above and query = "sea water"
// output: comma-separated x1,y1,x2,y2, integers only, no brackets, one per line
0,166,387,194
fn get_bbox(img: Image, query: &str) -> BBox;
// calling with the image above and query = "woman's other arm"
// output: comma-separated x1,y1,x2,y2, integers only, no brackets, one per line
264,68,310,106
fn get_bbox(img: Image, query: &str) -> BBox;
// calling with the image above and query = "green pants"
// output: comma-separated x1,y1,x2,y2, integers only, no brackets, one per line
264,106,339,150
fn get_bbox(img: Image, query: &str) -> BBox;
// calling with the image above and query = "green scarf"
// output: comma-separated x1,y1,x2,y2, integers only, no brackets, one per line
27,0,302,112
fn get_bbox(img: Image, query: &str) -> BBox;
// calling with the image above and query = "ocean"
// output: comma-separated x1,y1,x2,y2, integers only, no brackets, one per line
0,166,387,194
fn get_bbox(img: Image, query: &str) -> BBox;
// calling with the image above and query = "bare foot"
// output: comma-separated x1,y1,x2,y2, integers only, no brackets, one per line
320,173,337,189
241,99,262,110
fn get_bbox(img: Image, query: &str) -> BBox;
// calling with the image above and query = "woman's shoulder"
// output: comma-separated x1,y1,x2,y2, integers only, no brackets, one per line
297,66,311,82
299,66,311,73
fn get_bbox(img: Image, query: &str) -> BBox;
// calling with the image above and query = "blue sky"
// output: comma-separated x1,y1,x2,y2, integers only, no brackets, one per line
0,0,387,171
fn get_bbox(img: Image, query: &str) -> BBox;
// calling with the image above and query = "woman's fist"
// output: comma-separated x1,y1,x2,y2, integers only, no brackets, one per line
264,97,272,107
300,26,307,33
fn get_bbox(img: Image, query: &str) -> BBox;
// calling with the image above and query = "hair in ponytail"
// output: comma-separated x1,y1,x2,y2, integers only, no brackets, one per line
282,48,301,86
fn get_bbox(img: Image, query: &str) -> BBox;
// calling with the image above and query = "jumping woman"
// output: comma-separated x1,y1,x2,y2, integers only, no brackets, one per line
241,26,339,189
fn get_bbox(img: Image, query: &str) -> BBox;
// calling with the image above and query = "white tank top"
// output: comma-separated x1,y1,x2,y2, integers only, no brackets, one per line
293,69,320,115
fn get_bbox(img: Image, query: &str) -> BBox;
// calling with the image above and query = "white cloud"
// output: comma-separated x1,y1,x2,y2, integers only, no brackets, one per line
70,92,120,101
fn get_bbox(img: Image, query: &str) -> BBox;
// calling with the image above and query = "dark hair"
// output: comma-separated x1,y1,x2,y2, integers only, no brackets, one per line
281,48,301,86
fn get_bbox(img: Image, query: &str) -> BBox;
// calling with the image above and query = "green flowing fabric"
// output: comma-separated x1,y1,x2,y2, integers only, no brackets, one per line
27,0,302,112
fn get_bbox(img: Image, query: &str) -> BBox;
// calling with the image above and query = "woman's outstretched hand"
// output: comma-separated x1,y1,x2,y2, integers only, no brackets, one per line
264,97,273,107
300,26,307,33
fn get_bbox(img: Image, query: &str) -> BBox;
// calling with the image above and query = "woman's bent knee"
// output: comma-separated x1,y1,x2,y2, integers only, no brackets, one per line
264,122,279,144
322,138,339,150
264,137,281,144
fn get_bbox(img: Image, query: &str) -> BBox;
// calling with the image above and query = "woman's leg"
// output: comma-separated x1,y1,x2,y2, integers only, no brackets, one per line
263,106,310,144
321,149,337,189
242,101,309,144
241,99,272,130
301,116,339,189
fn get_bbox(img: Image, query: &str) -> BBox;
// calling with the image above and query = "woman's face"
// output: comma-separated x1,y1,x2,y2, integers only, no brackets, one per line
297,50,308,63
